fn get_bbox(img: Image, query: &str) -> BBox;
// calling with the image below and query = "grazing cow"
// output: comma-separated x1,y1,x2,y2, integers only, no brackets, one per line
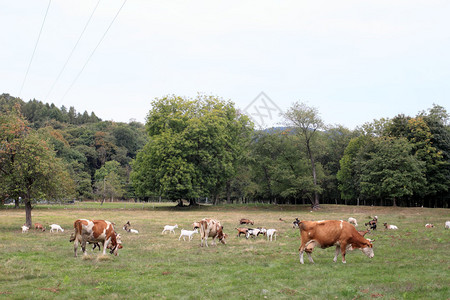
161,224,178,234
235,227,248,237
445,221,450,229
348,217,358,227
34,223,45,231
50,224,64,233
21,225,29,233
240,218,254,225
266,229,277,241
72,219,123,257
198,218,227,247
425,223,434,228
298,220,374,264
383,223,398,230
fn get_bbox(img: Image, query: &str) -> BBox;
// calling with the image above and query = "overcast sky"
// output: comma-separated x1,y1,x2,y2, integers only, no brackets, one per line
1,1,449,129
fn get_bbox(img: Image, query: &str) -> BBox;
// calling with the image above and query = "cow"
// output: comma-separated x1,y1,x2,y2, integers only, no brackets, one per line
298,220,374,264
198,218,227,247
72,219,123,257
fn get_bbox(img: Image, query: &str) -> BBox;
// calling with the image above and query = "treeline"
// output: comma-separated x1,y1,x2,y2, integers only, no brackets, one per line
1,93,449,208
0,93,147,203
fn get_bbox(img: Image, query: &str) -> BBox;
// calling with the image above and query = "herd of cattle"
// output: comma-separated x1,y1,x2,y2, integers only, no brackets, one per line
21,217,450,263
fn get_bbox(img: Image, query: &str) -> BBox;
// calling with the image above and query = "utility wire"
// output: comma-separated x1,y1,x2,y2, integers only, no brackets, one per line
18,0,52,98
46,0,101,100
59,0,127,104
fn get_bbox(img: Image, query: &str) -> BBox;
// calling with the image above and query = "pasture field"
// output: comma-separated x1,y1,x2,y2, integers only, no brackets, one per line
0,203,449,299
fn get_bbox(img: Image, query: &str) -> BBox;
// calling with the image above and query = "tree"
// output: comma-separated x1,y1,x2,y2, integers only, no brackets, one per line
0,106,75,226
94,160,125,204
130,95,252,205
283,102,325,209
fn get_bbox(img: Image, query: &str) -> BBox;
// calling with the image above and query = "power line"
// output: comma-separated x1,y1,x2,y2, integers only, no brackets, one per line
58,0,127,104
18,0,52,98
46,0,101,100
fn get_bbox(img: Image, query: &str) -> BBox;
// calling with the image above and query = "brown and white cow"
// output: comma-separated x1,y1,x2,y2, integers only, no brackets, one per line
198,218,227,247
298,220,374,264
72,219,122,257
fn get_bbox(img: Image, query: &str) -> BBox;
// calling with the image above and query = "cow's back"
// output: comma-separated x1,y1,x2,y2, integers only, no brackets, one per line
300,220,354,247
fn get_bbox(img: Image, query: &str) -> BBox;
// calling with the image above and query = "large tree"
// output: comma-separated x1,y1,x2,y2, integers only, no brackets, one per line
131,95,252,205
283,102,325,209
0,106,75,226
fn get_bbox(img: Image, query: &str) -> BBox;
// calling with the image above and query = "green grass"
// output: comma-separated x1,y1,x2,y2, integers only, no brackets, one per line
0,204,449,299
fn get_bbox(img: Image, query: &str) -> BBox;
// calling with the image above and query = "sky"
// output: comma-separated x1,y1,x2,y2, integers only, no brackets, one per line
1,0,449,129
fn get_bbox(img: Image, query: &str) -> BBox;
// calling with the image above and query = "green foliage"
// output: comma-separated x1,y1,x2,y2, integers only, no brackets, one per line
131,95,252,203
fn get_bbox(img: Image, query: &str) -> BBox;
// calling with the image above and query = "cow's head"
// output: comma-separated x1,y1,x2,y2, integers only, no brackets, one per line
109,233,123,256
360,239,374,259
218,230,227,245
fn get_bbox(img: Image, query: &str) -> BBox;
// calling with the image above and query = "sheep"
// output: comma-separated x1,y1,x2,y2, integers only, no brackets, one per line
383,223,398,230
161,224,178,234
235,227,248,237
178,228,198,241
34,223,45,231
266,229,277,241
348,217,358,226
445,221,450,229
21,225,29,233
425,223,434,228
49,224,64,233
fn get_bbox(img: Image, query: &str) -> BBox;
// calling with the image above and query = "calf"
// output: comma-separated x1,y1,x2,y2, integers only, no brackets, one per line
298,220,374,264
235,227,248,237
179,229,198,241
34,223,45,231
348,217,358,227
240,218,254,225
161,224,178,234
198,218,227,247
266,229,277,241
50,224,64,233
383,223,398,230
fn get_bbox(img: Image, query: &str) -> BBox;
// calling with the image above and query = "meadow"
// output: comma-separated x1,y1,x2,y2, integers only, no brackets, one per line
0,202,449,299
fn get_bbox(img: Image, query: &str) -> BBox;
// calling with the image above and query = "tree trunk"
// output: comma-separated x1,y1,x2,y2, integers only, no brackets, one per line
25,199,32,227
306,141,320,209
15,198,20,208
226,181,232,204
393,197,397,207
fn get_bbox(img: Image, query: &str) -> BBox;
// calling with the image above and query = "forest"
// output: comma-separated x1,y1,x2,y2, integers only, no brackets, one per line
1,93,449,212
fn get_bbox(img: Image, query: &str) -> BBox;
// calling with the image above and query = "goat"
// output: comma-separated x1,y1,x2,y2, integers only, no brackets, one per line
49,224,64,233
178,229,198,241
365,216,378,230
266,229,277,241
235,227,248,237
425,223,434,228
161,224,178,234
445,221,450,229
34,223,45,231
123,221,139,233
21,225,29,233
383,223,398,230
293,218,300,228
348,217,358,227
239,218,254,225
246,228,261,239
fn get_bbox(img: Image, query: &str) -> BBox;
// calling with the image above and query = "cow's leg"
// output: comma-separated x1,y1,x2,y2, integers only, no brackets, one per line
333,246,340,262
340,243,347,263
81,240,87,255
103,239,110,255
299,243,306,264
74,237,79,257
